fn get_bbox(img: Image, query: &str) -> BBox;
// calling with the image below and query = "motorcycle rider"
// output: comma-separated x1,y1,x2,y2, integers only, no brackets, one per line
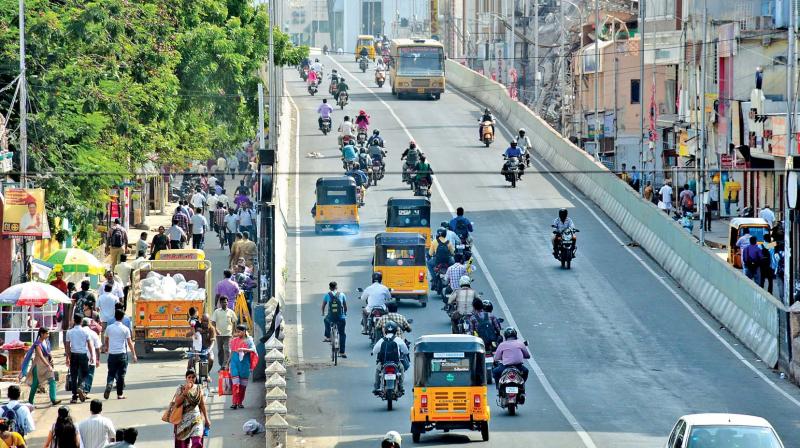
440,221,460,249
469,298,502,351
447,274,476,333
361,272,392,334
317,98,334,130
357,147,372,172
338,115,355,147
413,155,433,189
367,129,384,148
307,67,319,88
401,141,421,175
552,208,576,257
368,130,386,168
359,46,370,59
445,254,467,294
479,108,496,141
376,57,387,72
371,321,410,395
492,327,530,385
355,109,370,133
449,207,474,242
341,138,358,169
502,140,525,178
345,162,369,188
427,227,455,279
382,431,402,448
335,77,349,102
310,58,323,76
329,69,340,95
375,301,412,342
515,128,532,166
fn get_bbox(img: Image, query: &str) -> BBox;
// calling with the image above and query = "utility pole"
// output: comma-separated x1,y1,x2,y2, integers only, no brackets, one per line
533,0,539,105
593,0,600,159
638,0,645,194
559,0,566,132
786,0,796,307
699,0,708,246
18,0,27,188
510,0,515,83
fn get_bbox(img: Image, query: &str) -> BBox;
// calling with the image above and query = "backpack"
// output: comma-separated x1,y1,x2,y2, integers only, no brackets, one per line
454,218,469,239
327,292,343,319
378,337,400,364
406,148,419,164
475,313,497,348
109,227,124,248
1,404,24,436
434,239,451,264
685,195,694,209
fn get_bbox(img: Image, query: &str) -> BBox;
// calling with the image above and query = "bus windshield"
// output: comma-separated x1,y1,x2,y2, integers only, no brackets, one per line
397,47,444,76
387,207,430,227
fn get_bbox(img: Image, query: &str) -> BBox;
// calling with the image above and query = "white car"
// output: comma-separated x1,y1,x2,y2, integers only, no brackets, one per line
665,414,784,448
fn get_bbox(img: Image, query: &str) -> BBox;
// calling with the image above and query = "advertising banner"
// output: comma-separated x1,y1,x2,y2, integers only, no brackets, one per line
2,188,51,238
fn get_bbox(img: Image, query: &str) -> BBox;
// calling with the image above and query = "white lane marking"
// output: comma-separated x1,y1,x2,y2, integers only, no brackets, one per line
287,92,304,364
328,56,599,448
453,90,800,409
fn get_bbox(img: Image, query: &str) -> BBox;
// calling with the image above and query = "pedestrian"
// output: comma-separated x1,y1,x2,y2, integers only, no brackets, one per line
775,241,786,300
150,226,169,260
759,204,775,228
238,231,257,269
658,179,673,214
49,270,68,295
742,235,763,284
43,406,79,448
172,206,190,236
168,218,187,250
322,281,347,359
190,187,206,213
103,270,124,303
135,232,148,259
229,325,258,409
217,188,231,209
210,297,237,370
216,154,227,178
702,189,712,231
97,284,119,333
228,232,244,267
0,420,25,448
190,314,216,372
77,400,115,448
105,427,138,447
760,234,776,293
82,317,102,395
171,369,211,447
190,207,207,250
206,190,218,224
736,231,752,275
114,255,133,311
213,202,227,234
679,184,694,214
1,386,34,437
643,181,654,202
66,314,97,403
237,203,256,242
19,327,60,406
214,270,240,309
630,166,640,191
223,208,239,251
104,309,137,400
106,219,127,270
72,280,95,321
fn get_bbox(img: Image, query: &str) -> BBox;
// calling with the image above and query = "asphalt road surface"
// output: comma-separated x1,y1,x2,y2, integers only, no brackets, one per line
284,54,800,448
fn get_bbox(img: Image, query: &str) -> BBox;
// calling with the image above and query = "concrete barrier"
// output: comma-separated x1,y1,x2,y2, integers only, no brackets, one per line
445,60,785,367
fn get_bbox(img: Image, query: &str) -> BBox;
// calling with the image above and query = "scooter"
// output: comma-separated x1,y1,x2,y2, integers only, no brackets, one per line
414,177,432,198
307,82,318,96
378,362,404,411
356,129,368,145
502,156,522,188
359,56,369,72
371,159,384,185
480,120,495,147
375,69,386,87
337,92,349,109
320,117,332,135
553,226,579,269
497,365,526,415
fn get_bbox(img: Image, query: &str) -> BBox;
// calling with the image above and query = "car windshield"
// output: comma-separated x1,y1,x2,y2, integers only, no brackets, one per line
687,425,782,448
397,47,444,76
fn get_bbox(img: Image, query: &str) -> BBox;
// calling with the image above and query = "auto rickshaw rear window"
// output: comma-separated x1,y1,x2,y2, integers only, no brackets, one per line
377,246,424,266
388,208,429,227
414,352,484,387
319,188,355,205
741,227,767,241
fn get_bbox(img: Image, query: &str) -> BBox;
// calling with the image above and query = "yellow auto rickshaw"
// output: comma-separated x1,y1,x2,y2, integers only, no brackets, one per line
385,197,431,248
727,217,770,268
355,34,376,61
410,334,490,443
313,177,359,234
374,232,428,306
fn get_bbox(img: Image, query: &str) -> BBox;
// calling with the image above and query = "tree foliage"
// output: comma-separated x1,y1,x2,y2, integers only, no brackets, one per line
0,0,307,240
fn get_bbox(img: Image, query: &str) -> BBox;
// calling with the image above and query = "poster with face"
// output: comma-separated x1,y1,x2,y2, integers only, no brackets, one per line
2,188,51,238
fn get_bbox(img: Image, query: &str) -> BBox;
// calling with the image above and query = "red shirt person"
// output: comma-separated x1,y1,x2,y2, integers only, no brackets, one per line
49,270,68,294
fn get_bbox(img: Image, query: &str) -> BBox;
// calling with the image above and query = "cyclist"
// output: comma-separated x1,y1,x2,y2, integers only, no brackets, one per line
321,281,347,358
187,314,216,374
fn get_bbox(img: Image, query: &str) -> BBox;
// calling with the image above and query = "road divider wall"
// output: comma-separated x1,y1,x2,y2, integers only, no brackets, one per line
445,60,784,367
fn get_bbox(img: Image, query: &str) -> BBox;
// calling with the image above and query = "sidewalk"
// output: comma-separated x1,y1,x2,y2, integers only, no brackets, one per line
689,216,730,249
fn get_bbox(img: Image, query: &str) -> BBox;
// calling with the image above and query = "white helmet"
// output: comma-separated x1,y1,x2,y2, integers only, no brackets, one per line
383,430,402,446
518,128,526,135
459,275,471,287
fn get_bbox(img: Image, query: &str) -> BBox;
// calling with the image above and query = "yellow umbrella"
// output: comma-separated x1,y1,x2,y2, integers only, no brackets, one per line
46,248,106,275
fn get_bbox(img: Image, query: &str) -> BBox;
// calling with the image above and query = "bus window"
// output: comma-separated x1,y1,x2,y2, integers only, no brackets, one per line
397,47,444,75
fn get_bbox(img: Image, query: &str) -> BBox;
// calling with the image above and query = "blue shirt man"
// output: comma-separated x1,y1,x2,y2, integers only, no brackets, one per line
346,167,368,187
504,143,523,158
322,282,348,357
449,208,473,240
342,144,358,162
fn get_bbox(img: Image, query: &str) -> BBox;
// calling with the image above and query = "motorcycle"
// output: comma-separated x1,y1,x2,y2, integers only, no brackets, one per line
497,365,526,415
480,120,495,147
329,81,339,97
414,176,432,198
378,362,404,410
320,117,332,135
370,159,384,186
454,237,473,266
375,69,386,87
431,263,449,298
356,185,366,207
402,163,415,186
359,56,369,73
356,129,368,145
502,156,523,188
307,82,318,96
553,226,579,269
337,91,349,109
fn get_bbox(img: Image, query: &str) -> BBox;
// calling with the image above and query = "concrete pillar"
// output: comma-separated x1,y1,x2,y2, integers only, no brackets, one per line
265,413,289,448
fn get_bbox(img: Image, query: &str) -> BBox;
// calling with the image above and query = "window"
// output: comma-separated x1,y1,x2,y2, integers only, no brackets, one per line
631,79,641,104
647,0,675,18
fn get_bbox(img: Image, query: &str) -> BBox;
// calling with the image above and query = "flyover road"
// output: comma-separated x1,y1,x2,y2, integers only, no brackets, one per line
284,54,800,448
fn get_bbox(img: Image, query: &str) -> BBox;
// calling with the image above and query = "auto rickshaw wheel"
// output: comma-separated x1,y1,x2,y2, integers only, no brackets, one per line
481,422,489,441
419,295,428,307
411,423,422,443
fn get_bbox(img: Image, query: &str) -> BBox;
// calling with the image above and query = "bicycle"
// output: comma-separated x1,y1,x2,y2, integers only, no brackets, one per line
330,321,339,366
186,349,211,398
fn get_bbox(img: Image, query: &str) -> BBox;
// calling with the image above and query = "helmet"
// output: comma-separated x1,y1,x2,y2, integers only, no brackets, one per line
558,208,568,220
518,128,526,135
482,300,494,313
314,58,319,62
409,140,416,149
352,162,360,169
503,327,518,340
384,321,399,335
440,221,450,230
484,108,491,115
373,129,380,135
383,430,402,447
437,227,447,238
359,109,366,115
459,275,471,287
510,140,517,146
372,272,383,283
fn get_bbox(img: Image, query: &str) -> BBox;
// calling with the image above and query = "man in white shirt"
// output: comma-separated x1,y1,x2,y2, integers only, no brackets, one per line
338,116,355,146
659,180,674,213
211,297,237,369
190,187,206,212
238,203,256,243
223,208,239,250
103,270,125,302
66,314,97,403
217,155,227,174
190,207,208,249
759,205,775,228
82,317,102,395
360,272,392,333
207,191,219,222
97,284,120,332
78,399,116,448
104,309,137,399
113,255,133,311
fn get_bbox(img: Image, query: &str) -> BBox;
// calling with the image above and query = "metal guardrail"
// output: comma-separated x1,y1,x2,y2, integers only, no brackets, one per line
445,59,783,367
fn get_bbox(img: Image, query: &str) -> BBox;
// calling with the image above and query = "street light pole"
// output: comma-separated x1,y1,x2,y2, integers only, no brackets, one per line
18,0,27,188
638,0,645,194
699,0,708,246
593,0,600,159
534,0,539,105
